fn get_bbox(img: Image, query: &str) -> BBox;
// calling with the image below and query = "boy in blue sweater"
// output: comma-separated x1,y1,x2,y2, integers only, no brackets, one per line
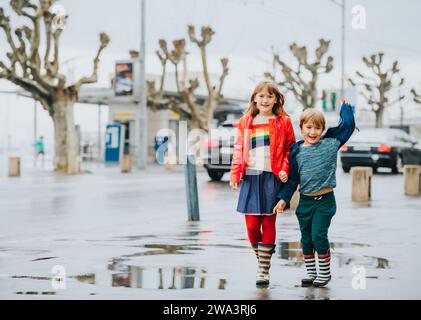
273,100,356,287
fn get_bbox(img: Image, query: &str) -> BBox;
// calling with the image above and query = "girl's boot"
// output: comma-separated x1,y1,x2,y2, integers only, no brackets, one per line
256,243,276,286
252,244,259,259
301,253,317,287
313,251,332,287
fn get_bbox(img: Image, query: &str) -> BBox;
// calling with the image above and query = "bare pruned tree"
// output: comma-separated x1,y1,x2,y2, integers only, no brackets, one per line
349,53,405,128
411,86,421,104
0,0,110,173
147,25,229,131
266,39,334,110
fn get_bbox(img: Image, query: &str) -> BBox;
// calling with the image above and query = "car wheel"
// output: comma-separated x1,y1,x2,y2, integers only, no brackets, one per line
392,155,404,174
342,166,351,173
207,170,224,181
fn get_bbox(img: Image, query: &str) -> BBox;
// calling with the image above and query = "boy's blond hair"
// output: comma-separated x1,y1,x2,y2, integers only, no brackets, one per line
299,109,326,130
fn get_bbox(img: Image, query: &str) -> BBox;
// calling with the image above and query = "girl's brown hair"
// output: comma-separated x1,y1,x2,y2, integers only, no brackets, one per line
245,81,287,117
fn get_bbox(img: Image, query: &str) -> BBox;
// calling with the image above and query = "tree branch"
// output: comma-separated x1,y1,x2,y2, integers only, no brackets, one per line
0,8,24,68
217,57,229,97
72,32,110,90
0,61,51,104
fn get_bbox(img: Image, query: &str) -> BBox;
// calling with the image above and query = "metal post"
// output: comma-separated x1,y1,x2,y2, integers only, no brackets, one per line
34,99,37,166
331,0,346,100
136,0,147,169
34,99,37,143
185,154,200,221
341,0,346,100
98,104,102,160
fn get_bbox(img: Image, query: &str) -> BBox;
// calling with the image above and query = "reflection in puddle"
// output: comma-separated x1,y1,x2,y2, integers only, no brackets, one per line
121,244,203,258
70,273,96,285
177,230,213,241
277,241,389,269
11,275,51,280
111,235,158,241
71,258,227,290
303,287,331,300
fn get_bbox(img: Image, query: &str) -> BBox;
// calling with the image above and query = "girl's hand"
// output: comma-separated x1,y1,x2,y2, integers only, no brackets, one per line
230,181,239,190
273,199,287,214
279,171,288,183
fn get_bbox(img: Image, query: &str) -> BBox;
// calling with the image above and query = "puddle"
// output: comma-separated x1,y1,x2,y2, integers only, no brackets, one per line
104,235,158,242
11,275,51,280
276,241,389,269
32,257,58,262
15,291,56,295
69,273,96,285
122,244,203,258
71,258,228,290
177,230,213,240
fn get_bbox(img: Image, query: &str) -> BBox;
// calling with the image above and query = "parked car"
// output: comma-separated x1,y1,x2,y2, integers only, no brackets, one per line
340,128,421,173
203,119,239,181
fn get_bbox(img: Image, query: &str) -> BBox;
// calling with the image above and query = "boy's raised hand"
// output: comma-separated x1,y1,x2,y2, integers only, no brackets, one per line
341,98,353,107
273,199,287,214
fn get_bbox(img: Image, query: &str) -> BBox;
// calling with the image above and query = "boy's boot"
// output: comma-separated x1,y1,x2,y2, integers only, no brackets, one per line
256,243,276,286
313,251,332,287
301,253,317,287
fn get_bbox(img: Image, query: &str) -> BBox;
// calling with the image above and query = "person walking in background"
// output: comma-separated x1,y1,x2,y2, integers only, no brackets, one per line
230,81,296,286
34,136,45,167
274,100,356,288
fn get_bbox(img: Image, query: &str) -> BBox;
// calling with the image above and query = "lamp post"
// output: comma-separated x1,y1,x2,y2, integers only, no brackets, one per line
331,0,346,100
136,0,147,169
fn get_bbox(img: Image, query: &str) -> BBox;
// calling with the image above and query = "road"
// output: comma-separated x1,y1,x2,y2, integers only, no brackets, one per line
0,160,421,299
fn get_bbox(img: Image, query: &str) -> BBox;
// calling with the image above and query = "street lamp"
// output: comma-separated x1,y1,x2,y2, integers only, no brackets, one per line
331,0,346,100
136,0,147,169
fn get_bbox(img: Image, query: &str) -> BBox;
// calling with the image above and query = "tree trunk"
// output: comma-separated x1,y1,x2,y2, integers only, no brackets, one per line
205,96,218,130
375,107,384,128
52,98,80,174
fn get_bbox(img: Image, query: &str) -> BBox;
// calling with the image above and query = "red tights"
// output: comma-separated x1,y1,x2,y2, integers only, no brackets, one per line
245,214,277,245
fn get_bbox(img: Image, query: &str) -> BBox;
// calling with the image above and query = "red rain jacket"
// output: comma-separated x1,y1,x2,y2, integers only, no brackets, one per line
230,114,296,183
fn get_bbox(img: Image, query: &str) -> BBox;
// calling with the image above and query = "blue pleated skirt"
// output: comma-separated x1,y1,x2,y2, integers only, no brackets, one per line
236,169,283,215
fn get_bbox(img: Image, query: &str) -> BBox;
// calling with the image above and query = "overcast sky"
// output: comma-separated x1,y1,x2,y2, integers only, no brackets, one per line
1,0,421,150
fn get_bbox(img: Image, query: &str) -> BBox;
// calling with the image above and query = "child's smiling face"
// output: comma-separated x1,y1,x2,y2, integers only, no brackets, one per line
301,120,324,145
254,88,276,116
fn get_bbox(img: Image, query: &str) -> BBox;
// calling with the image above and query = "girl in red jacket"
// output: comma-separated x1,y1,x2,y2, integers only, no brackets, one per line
230,81,296,286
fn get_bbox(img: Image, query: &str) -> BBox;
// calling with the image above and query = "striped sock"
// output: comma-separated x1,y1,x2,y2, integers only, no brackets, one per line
256,243,275,284
303,254,317,280
252,244,259,259
313,252,331,287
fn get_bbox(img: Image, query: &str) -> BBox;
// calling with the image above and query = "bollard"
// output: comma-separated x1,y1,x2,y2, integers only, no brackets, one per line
289,190,300,210
351,167,372,202
184,154,200,221
404,165,421,197
8,157,21,177
120,155,132,173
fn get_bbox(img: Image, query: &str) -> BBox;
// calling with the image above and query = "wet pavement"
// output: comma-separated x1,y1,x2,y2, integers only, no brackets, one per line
1,159,421,299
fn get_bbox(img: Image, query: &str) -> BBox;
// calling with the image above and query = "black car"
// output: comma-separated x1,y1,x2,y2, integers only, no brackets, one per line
340,128,421,173
203,120,239,181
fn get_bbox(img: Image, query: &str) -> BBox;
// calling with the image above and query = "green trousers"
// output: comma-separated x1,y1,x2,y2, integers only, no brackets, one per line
296,192,336,255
